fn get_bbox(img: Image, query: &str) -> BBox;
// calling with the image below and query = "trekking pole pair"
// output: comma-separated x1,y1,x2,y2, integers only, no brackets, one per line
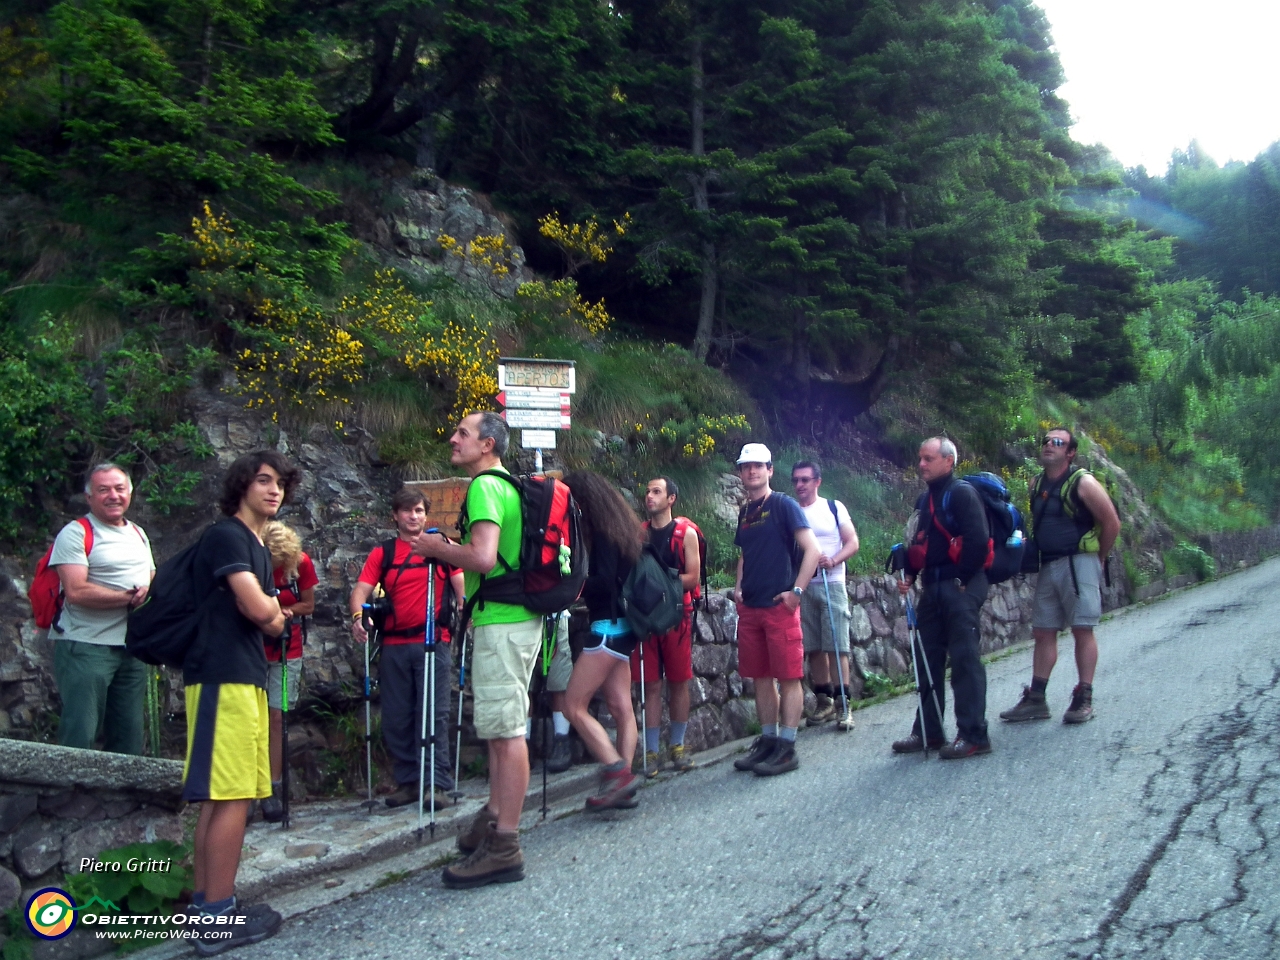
819,569,851,731
278,626,291,830
359,610,381,813
145,668,162,758
638,637,648,776
900,573,943,760
417,544,440,841
450,620,468,803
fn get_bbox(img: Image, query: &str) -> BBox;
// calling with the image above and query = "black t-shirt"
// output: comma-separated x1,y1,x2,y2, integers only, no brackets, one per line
734,492,809,608
582,529,635,624
183,517,275,688
647,520,679,571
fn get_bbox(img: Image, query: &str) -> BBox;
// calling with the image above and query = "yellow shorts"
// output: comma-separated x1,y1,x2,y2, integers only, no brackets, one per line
471,618,544,740
182,683,271,802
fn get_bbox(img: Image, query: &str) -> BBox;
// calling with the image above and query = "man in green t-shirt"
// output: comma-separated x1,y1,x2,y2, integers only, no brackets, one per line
412,410,541,889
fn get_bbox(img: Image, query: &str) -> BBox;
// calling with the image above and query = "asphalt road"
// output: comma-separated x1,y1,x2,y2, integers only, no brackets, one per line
241,560,1280,960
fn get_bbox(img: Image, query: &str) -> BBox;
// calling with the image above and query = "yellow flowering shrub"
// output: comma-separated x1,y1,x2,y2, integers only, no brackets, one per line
437,233,514,277
516,278,612,337
641,413,750,462
537,211,631,275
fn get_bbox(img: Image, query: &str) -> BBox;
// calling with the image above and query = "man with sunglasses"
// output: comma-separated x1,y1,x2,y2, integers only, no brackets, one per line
1001,427,1120,725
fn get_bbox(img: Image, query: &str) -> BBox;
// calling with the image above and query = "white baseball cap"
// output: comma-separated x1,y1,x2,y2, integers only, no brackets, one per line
736,443,773,465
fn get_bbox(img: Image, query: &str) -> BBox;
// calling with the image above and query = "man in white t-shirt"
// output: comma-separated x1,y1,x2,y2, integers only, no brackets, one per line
49,463,155,754
790,460,860,730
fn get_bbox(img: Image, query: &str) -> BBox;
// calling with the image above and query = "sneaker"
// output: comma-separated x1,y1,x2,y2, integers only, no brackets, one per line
184,902,277,921
669,744,695,772
1063,683,1095,724
807,694,836,726
752,739,799,777
1000,686,1051,722
891,733,945,754
456,805,498,855
585,762,639,811
442,823,525,889
193,905,282,957
384,783,418,808
733,735,776,771
835,706,855,732
938,737,992,760
547,733,573,773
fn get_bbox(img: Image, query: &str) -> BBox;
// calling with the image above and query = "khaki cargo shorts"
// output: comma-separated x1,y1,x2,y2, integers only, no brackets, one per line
800,579,851,654
1032,554,1103,630
472,617,544,740
545,611,572,693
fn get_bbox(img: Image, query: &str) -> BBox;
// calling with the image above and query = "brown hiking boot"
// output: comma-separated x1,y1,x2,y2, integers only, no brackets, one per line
585,762,639,811
891,733,945,754
456,804,498,855
1063,683,1095,724
1000,686,1051,722
807,694,836,726
442,823,525,889
938,737,992,760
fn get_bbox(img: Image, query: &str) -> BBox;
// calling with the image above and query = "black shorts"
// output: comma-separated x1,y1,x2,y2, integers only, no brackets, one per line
581,632,637,661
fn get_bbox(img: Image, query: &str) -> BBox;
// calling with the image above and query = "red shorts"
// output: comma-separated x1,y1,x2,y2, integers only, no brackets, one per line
736,603,804,680
629,607,693,683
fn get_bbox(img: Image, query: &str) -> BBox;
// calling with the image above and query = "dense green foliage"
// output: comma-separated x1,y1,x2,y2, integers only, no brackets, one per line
0,0,1276,540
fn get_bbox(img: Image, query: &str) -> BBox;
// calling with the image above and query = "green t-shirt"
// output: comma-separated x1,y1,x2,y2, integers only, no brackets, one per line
464,468,538,626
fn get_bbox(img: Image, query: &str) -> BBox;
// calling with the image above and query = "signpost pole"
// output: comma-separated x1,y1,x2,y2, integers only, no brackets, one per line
535,448,543,476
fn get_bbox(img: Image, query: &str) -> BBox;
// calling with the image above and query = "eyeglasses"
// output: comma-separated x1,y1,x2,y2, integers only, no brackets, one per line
791,476,816,484
1042,437,1068,448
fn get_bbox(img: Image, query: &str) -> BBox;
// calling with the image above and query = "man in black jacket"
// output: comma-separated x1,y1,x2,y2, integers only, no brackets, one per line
893,437,993,759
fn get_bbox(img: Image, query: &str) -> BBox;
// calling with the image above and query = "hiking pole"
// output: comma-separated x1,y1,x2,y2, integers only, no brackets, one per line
901,575,944,759
145,668,161,757
418,556,439,841
279,625,291,830
450,621,467,803
360,607,379,812
540,615,554,819
821,569,851,730
638,636,648,775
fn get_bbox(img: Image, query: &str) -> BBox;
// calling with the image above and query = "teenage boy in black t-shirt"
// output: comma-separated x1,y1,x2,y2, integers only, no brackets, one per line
182,450,299,956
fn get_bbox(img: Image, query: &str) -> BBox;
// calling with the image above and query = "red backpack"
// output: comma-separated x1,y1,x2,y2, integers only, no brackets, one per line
29,518,94,635
459,471,587,625
664,517,709,601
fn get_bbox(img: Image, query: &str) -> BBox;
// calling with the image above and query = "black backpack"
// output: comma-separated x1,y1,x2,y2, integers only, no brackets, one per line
125,526,224,669
921,472,1025,584
620,543,685,639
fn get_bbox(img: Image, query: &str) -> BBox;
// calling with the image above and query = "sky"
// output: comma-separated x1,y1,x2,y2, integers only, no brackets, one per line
1032,0,1280,172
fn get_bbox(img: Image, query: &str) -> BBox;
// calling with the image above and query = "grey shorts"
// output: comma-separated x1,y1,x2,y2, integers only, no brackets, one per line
266,659,302,711
1033,554,1103,630
800,580,851,654
546,612,572,693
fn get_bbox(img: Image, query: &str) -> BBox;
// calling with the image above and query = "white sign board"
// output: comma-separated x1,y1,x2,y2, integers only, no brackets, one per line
497,391,570,410
520,430,557,449
502,409,572,429
498,357,576,393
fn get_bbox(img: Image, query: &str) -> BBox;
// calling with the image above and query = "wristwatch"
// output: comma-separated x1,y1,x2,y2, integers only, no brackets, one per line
791,587,804,597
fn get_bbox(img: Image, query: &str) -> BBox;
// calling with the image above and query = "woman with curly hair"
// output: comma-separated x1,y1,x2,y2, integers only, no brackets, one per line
561,471,646,810
258,521,317,822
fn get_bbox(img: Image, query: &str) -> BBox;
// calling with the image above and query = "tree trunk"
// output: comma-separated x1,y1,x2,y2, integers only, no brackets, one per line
689,37,718,362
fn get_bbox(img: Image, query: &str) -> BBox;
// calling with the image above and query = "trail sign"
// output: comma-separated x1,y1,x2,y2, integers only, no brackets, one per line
502,409,571,429
498,358,576,393
520,430,557,449
495,391,570,410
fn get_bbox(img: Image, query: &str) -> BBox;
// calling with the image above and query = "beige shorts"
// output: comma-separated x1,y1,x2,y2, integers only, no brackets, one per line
472,617,544,740
266,659,302,711
545,612,572,693
800,580,851,654
1033,554,1103,630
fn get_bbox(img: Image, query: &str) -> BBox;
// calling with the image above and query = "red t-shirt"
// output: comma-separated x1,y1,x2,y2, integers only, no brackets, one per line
265,553,319,662
357,539,455,645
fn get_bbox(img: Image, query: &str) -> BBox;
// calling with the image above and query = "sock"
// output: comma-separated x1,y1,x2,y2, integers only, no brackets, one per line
200,895,235,916
779,726,798,742
813,683,832,699
645,727,661,753
762,723,778,738
1078,682,1093,695
836,685,850,704
1030,676,1049,695
669,721,687,747
552,711,570,737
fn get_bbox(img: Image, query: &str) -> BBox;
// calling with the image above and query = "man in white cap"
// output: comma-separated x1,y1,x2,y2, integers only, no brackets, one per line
730,443,821,776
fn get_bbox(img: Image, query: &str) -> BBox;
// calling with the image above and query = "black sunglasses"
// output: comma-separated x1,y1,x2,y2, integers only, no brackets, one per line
1042,437,1068,447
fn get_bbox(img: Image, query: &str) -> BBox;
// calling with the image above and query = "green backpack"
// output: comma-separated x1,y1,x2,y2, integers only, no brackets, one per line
1030,465,1120,555
620,543,685,639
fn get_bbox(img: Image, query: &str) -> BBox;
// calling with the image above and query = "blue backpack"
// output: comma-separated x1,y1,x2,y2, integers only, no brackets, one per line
923,472,1025,584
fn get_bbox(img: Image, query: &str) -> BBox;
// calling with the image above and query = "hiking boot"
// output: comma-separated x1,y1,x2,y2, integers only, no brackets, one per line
1000,686,1051,722
734,735,776,771
384,783,418,808
442,823,525,889
184,902,276,922
891,733,945,754
641,750,661,778
938,737,992,760
585,762,639,811
547,733,573,773
835,705,855,732
260,795,284,823
807,694,836,726
1063,683,1095,724
752,739,799,777
193,904,282,957
456,804,498,855
669,744,695,772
